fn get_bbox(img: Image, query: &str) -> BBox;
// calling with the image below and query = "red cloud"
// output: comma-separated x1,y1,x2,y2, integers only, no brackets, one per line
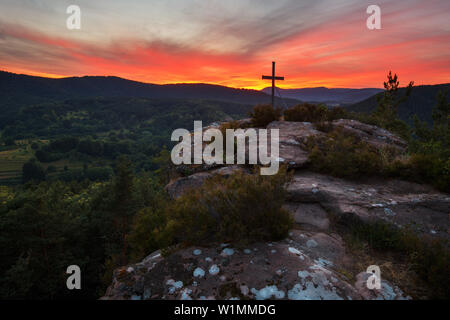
1,13,449,90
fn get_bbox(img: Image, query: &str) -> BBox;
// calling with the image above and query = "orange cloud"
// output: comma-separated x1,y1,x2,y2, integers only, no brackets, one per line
1,3,449,91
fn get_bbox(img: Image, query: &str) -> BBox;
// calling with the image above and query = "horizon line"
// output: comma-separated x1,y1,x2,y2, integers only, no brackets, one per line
4,68,450,91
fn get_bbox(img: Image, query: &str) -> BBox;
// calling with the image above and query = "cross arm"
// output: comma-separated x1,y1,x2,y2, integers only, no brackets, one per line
262,75,285,80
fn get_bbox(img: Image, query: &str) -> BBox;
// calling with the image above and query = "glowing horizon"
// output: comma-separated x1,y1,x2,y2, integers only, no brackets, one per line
1,0,449,90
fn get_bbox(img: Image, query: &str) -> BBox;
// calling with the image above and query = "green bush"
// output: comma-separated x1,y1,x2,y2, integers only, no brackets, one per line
337,214,450,299
284,103,349,123
166,167,293,245
306,129,384,178
22,159,46,183
284,103,327,122
407,238,450,299
129,167,294,254
403,89,450,192
128,201,170,261
387,153,449,192
249,104,281,127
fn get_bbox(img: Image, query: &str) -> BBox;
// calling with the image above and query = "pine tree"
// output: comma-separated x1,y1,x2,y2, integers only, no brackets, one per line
375,71,414,121
111,156,135,265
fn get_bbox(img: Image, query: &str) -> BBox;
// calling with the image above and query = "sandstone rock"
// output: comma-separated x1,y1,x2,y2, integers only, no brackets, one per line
284,203,330,230
354,272,409,300
165,171,212,199
102,230,378,300
176,119,407,173
267,121,323,168
286,171,450,240
331,119,407,151
166,165,244,199
105,120,448,300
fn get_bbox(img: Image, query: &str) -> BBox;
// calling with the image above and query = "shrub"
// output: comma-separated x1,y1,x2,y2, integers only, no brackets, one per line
284,104,349,123
166,167,293,245
249,104,281,127
22,159,46,183
387,153,449,192
403,89,450,192
314,121,334,133
306,129,384,178
128,201,170,261
327,107,349,121
336,214,450,299
129,167,294,254
407,238,450,299
284,103,328,122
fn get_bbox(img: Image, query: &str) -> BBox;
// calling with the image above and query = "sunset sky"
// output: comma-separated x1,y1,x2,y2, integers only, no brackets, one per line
0,0,449,89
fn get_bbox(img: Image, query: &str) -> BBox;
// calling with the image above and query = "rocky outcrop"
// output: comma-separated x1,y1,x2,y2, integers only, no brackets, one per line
266,121,322,168
103,119,448,300
331,119,407,151
286,171,449,239
181,119,407,172
166,165,245,199
102,230,408,300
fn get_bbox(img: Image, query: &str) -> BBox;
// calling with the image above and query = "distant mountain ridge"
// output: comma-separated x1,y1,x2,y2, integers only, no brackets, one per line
261,86,383,104
347,83,450,124
1,71,447,126
0,70,300,108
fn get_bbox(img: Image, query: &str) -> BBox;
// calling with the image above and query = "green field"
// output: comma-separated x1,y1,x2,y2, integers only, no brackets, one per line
0,147,31,184
0,144,84,184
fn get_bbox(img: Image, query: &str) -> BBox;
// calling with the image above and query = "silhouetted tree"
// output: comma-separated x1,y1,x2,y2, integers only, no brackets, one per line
22,159,46,183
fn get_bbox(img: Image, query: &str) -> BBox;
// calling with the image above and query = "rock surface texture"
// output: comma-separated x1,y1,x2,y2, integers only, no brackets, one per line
102,230,409,300
103,120,448,300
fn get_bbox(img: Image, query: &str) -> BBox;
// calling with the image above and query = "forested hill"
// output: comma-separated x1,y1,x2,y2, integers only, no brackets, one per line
262,87,383,104
346,83,450,124
0,70,300,109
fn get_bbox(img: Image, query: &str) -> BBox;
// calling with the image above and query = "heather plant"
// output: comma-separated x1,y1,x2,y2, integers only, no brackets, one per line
249,104,281,127
284,103,349,123
306,128,385,178
335,214,449,299
284,103,327,122
163,167,293,246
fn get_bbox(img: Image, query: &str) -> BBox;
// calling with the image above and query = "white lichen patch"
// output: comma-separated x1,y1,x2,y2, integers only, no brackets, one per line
306,239,318,248
193,249,202,256
384,208,396,216
314,258,333,267
209,264,220,275
240,285,249,296
297,270,312,279
251,285,285,300
193,267,205,278
180,288,193,300
221,248,235,256
166,279,183,294
288,247,302,255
